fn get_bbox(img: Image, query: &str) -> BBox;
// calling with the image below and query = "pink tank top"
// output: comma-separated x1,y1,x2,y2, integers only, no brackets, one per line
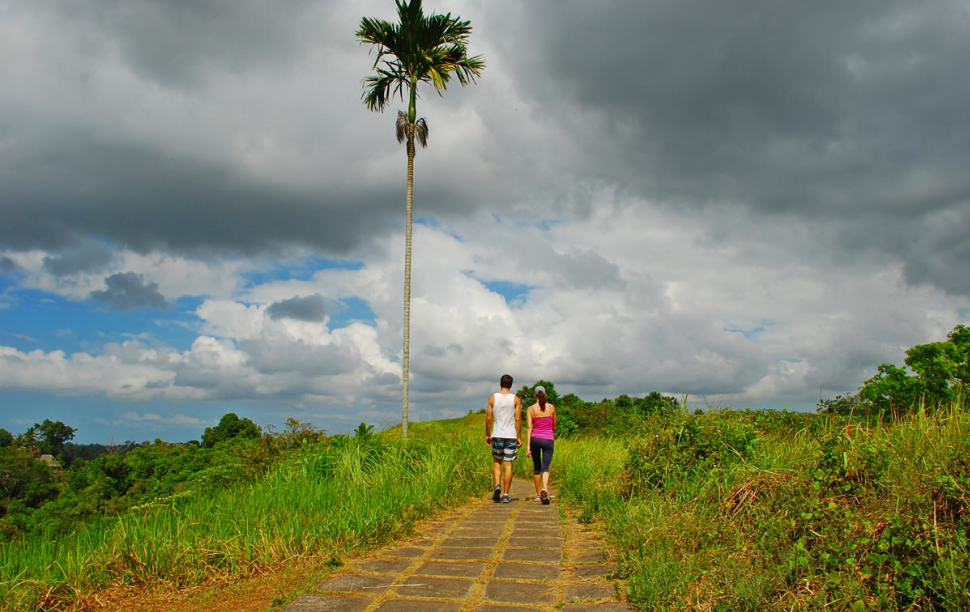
531,406,555,440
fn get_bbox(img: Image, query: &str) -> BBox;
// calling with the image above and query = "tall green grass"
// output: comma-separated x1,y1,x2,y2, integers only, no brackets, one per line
0,431,485,611
557,401,970,611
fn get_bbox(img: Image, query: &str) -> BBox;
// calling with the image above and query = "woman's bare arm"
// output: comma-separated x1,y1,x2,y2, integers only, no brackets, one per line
525,403,534,455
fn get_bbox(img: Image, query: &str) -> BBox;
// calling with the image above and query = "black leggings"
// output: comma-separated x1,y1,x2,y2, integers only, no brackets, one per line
530,438,555,475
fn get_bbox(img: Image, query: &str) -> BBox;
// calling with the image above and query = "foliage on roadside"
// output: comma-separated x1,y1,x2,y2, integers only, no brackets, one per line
557,402,970,611
0,424,484,611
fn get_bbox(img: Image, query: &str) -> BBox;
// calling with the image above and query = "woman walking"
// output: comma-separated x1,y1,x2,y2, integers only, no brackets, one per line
525,386,557,504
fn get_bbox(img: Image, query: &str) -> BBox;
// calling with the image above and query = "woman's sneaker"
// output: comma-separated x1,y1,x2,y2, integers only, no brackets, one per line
492,485,502,503
540,489,550,505
502,494,512,504
533,495,541,502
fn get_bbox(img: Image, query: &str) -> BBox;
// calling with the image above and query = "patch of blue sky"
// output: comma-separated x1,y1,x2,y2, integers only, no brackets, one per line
0,392,104,440
414,215,465,242
0,289,202,355
241,256,364,288
481,279,533,307
0,275,23,311
0,392,267,444
327,296,377,328
0,267,23,287
154,295,206,348
723,319,774,339
0,393,375,444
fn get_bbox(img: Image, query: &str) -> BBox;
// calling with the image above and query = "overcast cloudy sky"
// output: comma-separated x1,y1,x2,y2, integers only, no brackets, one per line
2,0,968,443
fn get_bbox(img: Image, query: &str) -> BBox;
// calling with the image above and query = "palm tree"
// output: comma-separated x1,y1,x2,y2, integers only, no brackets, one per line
357,0,484,439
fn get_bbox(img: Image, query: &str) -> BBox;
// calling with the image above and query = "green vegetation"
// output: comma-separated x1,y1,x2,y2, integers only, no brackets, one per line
557,402,970,610
0,416,284,544
560,403,970,610
821,324,970,417
26,420,77,457
202,412,261,448
0,418,483,611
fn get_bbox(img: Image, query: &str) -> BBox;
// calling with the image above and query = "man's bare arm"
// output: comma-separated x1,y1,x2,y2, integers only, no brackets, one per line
485,395,494,442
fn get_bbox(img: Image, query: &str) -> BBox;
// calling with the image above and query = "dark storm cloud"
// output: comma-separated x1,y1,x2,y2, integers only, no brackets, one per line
90,272,168,310
4,0,969,298
0,257,17,273
891,203,970,295
0,0,397,262
511,0,970,211
0,133,395,257
42,241,115,276
497,0,970,292
267,294,327,321
63,0,317,88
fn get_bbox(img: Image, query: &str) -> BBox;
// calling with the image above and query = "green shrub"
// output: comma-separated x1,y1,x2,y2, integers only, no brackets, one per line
621,411,759,498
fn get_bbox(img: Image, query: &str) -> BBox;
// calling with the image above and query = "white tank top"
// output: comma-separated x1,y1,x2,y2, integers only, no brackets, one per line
491,392,517,439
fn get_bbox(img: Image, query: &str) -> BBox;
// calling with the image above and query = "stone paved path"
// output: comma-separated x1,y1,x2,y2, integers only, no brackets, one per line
284,479,632,612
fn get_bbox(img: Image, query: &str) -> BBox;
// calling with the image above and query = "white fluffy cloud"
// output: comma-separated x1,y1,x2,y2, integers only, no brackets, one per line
6,196,965,427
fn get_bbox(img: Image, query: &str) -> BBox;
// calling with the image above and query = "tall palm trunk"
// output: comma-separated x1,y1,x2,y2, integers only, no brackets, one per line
401,84,418,440
402,142,413,440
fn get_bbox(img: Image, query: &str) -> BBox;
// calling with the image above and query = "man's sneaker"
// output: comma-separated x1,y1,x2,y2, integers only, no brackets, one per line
540,489,550,505
502,494,511,504
492,485,502,503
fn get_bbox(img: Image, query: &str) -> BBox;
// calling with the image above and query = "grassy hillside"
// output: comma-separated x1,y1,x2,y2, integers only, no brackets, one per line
0,424,486,611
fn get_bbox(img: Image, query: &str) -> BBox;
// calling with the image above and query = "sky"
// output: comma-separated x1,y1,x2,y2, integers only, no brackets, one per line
1,0,969,444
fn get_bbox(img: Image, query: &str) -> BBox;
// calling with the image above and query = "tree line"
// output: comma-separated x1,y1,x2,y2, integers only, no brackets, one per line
0,413,318,543
820,324,969,416
508,380,681,438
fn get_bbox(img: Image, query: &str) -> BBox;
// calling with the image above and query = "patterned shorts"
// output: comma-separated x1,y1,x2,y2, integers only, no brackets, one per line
491,437,518,462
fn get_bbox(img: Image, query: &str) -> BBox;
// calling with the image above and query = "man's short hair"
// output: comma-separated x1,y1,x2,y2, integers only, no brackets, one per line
500,374,513,389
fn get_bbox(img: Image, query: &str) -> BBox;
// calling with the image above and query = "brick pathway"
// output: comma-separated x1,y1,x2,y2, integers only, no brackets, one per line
284,479,631,611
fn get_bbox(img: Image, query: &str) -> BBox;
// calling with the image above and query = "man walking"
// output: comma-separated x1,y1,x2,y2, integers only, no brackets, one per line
485,374,522,503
